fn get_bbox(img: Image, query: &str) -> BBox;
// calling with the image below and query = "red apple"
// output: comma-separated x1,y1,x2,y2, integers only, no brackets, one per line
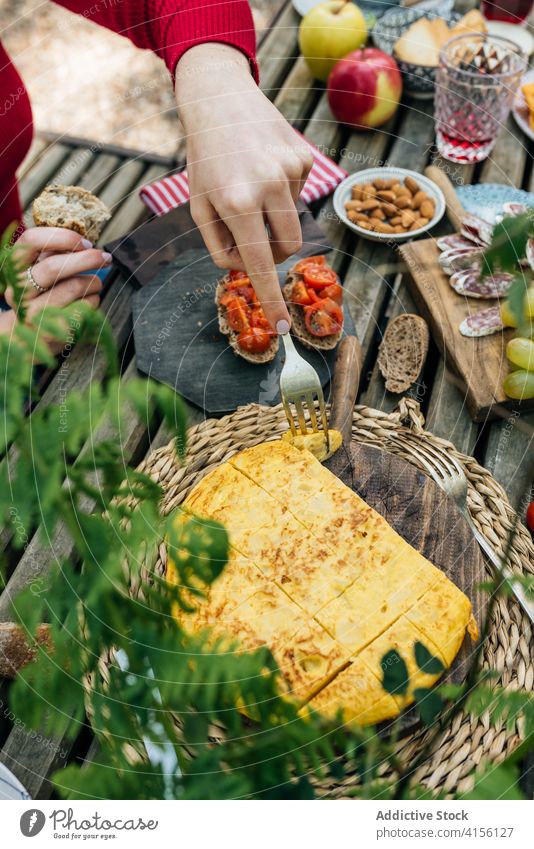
327,48,402,130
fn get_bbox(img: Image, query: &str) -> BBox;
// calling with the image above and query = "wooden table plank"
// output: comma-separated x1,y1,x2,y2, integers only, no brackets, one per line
478,114,529,188
482,415,534,513
273,57,319,128
258,3,300,97
99,163,167,244
425,360,479,455
19,144,72,208
98,159,149,212
76,153,122,196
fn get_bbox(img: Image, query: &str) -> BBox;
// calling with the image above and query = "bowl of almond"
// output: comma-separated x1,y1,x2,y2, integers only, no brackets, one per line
333,167,446,243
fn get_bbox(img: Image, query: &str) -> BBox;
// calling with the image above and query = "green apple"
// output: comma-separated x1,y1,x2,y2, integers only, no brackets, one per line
299,1,368,82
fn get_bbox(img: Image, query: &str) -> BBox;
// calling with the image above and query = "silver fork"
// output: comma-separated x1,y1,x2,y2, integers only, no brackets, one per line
279,333,329,451
392,433,534,624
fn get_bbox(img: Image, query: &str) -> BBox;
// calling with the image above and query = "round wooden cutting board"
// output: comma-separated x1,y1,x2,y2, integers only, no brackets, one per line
344,440,487,731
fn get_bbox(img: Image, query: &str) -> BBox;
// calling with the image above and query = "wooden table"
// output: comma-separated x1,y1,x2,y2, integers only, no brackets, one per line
1,0,533,799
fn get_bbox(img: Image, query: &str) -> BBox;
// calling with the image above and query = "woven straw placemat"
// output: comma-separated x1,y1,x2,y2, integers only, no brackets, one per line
136,398,533,796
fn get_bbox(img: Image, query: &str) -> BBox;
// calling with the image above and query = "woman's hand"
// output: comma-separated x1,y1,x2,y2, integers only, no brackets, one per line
2,227,111,352
175,43,313,333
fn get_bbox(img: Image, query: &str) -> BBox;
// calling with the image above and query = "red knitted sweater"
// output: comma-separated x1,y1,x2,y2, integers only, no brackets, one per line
0,0,257,235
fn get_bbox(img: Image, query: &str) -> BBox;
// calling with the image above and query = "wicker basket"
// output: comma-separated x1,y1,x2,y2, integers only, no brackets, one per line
135,398,533,796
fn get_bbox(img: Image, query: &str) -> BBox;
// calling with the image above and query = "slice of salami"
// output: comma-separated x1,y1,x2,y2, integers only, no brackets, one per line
450,270,512,299
461,213,493,247
502,202,529,217
459,306,504,337
440,249,482,276
436,234,479,252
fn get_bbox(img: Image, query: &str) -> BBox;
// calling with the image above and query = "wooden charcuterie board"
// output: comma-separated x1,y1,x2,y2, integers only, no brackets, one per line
401,238,534,422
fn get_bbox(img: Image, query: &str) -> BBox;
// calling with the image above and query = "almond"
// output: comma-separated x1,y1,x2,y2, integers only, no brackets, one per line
360,198,380,211
410,217,429,231
420,200,435,220
376,190,396,203
344,200,362,211
352,185,364,201
412,191,427,209
372,178,387,190
381,202,398,217
395,195,412,209
393,183,410,197
394,225,406,233
373,220,395,234
401,210,418,227
371,207,386,220
404,176,420,195
390,216,403,226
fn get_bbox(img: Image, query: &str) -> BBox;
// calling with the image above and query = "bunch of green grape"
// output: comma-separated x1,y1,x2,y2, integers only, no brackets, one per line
501,288,534,399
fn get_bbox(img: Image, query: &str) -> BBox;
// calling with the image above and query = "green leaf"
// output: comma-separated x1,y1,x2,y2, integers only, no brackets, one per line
507,274,530,329
380,649,409,697
483,213,532,274
413,688,443,725
414,641,444,675
460,762,525,801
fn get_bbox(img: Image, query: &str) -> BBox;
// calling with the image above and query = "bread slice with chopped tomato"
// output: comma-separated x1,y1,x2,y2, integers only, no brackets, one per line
283,257,343,351
215,275,279,365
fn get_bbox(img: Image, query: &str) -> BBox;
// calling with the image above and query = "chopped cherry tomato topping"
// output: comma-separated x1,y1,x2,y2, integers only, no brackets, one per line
250,308,272,330
229,270,249,281
294,255,326,274
304,298,343,337
291,281,313,306
303,266,338,290
237,326,273,353
320,283,343,304
225,297,249,332
527,501,534,533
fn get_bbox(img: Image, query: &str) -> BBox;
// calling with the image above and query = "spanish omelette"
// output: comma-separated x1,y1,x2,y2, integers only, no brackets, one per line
167,440,477,725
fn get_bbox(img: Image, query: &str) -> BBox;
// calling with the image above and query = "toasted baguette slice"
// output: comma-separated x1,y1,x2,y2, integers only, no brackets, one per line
215,277,279,364
32,184,111,242
377,314,429,394
283,272,342,351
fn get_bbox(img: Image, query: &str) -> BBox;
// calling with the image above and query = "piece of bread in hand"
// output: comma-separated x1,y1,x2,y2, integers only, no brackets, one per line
215,277,279,364
377,313,429,394
32,184,111,242
283,272,342,351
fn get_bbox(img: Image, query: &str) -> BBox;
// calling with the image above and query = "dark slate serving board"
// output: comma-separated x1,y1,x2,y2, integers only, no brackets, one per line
107,201,354,414
131,248,355,413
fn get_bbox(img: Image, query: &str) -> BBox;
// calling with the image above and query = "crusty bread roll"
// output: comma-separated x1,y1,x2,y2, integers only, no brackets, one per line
377,313,429,394
282,274,342,351
215,277,279,364
32,184,111,242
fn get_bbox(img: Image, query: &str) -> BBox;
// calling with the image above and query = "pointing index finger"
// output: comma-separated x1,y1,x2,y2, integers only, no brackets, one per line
227,212,290,332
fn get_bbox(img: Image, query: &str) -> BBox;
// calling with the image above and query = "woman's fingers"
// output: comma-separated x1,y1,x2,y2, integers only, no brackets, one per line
226,208,290,331
26,275,103,314
22,249,112,300
190,197,241,267
17,227,93,263
265,187,303,264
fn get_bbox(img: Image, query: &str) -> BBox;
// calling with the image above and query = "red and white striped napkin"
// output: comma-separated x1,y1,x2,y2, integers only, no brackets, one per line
139,133,347,216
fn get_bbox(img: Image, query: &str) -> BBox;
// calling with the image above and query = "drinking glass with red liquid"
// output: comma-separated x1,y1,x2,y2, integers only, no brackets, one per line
434,33,526,163
481,0,534,25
